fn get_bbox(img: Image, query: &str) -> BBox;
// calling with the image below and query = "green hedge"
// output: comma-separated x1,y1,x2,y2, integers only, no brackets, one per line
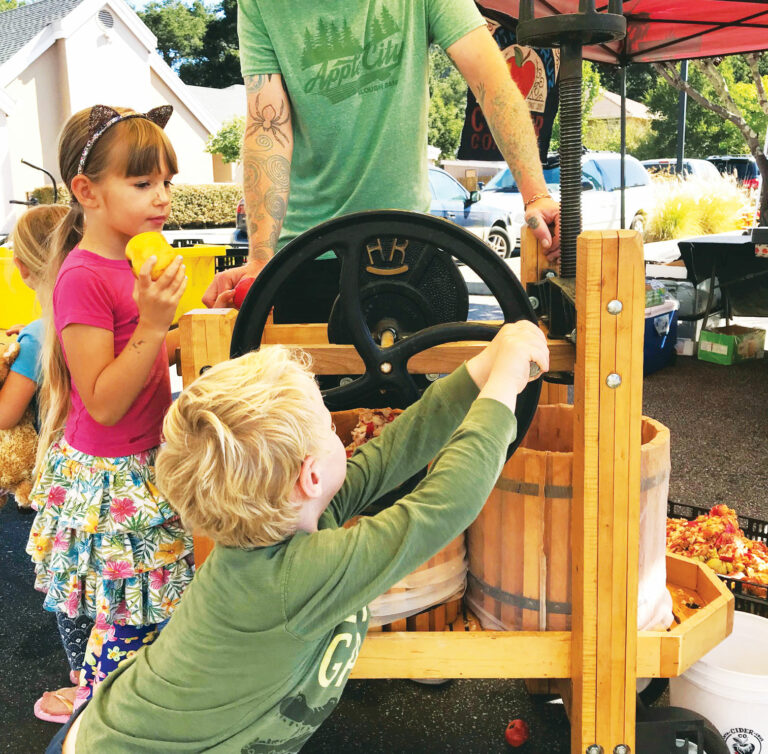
29,183,242,229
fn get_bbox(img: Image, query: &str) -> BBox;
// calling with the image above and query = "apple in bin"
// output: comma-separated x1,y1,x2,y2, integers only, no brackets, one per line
233,276,257,310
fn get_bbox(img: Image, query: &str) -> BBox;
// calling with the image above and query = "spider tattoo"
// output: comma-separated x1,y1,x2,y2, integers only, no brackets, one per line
247,94,290,147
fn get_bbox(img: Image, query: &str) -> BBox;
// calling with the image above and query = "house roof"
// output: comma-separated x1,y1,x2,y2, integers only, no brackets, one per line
589,89,651,121
0,0,218,133
0,0,86,66
188,84,245,127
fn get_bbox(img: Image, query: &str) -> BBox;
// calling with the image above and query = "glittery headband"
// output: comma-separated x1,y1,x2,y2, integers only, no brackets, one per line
77,104,173,175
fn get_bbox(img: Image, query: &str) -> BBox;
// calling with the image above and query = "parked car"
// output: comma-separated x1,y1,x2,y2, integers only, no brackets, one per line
641,158,721,181
233,167,518,258
427,166,516,258
482,151,653,237
706,155,761,191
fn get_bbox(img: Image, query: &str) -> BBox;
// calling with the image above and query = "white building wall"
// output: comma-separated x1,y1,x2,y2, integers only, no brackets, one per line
63,10,152,115
3,44,65,234
149,70,214,184
1,2,218,233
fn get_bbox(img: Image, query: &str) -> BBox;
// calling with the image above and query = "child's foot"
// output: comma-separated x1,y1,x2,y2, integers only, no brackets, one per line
33,685,77,724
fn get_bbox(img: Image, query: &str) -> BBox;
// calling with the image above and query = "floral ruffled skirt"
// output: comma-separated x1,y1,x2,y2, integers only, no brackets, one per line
26,439,193,627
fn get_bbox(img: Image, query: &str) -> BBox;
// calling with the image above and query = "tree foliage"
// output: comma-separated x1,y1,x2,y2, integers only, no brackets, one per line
595,62,656,103
178,0,241,86
138,0,212,70
550,61,601,151
0,0,24,10
635,62,748,159
205,116,244,163
427,46,467,159
642,54,768,221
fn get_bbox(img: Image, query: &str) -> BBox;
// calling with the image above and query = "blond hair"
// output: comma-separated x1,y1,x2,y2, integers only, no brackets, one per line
11,204,68,282
156,347,331,548
36,105,178,471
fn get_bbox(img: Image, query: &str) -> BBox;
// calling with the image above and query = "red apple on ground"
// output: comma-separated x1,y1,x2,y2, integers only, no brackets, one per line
505,719,530,748
233,276,256,309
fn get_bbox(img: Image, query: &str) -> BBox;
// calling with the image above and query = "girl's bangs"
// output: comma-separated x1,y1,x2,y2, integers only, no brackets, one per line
109,118,178,177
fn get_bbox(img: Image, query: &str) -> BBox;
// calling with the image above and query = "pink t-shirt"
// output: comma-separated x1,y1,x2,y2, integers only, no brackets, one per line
53,247,171,457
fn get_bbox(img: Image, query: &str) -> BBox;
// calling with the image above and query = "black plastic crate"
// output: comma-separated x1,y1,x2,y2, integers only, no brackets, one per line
215,248,249,274
667,500,768,617
170,238,205,248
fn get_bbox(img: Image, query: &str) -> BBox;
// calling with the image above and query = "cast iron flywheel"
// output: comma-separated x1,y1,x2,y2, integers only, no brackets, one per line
231,210,541,457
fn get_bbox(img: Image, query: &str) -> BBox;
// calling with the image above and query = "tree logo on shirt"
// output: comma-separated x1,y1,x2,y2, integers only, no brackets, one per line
301,6,403,104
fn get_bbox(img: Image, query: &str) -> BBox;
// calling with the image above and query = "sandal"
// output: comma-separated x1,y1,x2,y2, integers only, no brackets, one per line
33,688,75,724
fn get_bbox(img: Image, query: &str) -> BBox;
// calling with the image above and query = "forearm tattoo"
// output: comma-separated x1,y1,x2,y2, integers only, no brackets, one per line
476,81,544,197
244,74,272,95
242,83,292,264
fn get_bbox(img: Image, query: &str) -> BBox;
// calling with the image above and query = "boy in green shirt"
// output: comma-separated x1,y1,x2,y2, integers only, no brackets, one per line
53,321,548,753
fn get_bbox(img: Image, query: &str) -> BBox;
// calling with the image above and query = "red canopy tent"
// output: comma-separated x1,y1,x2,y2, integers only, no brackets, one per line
479,0,768,63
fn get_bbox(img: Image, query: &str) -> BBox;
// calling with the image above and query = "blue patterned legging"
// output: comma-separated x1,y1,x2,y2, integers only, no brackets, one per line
55,612,94,673
75,620,166,706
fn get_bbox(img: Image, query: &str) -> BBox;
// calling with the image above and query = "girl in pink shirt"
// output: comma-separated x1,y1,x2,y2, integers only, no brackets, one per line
26,104,194,719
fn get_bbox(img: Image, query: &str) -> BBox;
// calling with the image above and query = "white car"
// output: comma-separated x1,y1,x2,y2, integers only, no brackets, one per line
481,151,654,242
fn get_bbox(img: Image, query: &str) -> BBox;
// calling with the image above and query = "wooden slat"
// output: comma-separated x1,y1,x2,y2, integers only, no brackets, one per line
178,309,238,387
351,631,572,679
547,449,572,630
522,452,547,630
572,232,605,750
483,479,503,626
595,235,619,745
520,225,558,289
621,230,645,740
571,230,644,753
182,313,574,375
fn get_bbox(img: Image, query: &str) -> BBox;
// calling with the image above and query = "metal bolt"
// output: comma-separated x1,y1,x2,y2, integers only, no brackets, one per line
614,745,630,754
545,270,556,279
425,373,440,382
586,746,603,754
380,362,392,374
529,296,540,310
565,329,577,344
607,299,623,315
606,373,622,388
339,377,354,386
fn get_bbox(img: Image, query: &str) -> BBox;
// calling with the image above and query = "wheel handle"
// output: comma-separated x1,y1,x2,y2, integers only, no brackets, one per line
231,210,542,457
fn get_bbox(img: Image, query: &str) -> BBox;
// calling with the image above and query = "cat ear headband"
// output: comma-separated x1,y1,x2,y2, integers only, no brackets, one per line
77,104,173,175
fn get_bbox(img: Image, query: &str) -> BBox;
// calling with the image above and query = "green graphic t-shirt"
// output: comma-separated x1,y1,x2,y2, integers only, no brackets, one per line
75,365,517,753
237,0,484,246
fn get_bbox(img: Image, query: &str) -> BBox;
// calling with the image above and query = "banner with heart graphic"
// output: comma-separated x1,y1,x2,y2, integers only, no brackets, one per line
457,9,560,162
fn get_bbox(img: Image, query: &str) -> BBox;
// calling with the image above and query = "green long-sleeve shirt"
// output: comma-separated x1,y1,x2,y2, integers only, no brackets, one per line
76,364,516,753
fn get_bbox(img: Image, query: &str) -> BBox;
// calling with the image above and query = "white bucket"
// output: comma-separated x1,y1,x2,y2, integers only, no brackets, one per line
670,611,768,754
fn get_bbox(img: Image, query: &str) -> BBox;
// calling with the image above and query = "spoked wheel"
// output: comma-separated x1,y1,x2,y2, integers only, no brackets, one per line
231,210,541,457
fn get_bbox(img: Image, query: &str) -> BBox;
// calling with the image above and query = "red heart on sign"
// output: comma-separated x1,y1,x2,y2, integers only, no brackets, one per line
506,48,536,100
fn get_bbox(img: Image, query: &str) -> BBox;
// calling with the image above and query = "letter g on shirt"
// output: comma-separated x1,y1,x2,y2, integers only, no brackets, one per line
317,606,368,688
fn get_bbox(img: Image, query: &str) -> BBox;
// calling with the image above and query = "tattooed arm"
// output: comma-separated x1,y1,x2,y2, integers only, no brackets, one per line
202,74,293,307
243,73,293,265
446,27,560,256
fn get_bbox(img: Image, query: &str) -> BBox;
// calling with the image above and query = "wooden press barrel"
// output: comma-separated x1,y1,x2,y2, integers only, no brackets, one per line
336,409,467,631
466,404,672,632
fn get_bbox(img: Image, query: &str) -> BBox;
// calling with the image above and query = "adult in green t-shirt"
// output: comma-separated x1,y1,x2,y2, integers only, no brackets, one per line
202,0,561,308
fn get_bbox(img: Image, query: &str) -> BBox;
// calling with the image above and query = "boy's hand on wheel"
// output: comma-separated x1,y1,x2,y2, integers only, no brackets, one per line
469,322,549,413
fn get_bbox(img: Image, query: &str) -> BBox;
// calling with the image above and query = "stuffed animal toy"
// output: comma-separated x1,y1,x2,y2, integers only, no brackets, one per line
0,338,38,508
